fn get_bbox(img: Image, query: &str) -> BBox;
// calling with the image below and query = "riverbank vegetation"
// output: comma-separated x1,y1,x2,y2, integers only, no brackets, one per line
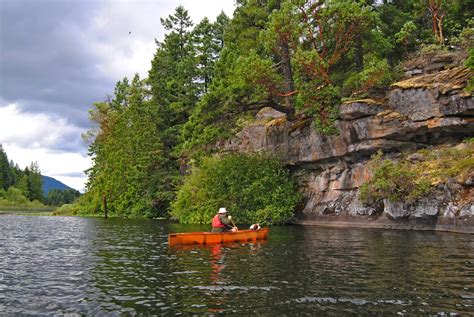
75,0,472,222
0,145,46,210
0,145,81,210
360,139,474,208
171,153,301,225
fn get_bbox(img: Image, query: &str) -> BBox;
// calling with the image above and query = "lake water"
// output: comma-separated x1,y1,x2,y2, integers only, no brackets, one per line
0,215,473,315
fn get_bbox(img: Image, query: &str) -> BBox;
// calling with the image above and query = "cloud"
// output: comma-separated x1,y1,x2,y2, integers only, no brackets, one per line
2,143,91,192
0,104,85,152
0,104,91,191
1,0,235,127
0,0,112,129
0,0,235,192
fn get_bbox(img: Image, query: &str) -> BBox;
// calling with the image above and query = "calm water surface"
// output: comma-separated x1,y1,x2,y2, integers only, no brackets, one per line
0,215,473,315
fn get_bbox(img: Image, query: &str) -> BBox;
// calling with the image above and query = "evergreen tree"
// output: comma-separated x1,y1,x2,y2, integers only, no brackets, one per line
192,14,229,94
85,74,173,217
45,188,80,206
26,162,43,202
16,173,29,197
0,145,14,190
149,6,198,152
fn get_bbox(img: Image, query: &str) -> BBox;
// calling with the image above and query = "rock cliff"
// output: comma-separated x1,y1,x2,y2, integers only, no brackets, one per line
224,66,474,233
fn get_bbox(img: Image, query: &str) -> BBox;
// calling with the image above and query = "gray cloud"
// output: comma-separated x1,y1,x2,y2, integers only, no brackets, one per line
0,0,235,190
0,0,115,130
0,0,235,130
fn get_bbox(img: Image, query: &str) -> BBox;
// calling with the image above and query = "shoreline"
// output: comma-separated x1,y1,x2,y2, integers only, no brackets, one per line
295,215,474,234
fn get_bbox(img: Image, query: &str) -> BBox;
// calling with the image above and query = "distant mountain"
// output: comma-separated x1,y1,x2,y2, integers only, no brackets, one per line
42,175,76,195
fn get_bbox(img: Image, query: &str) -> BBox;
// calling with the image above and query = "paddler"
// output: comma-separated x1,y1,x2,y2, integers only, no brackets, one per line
211,207,238,233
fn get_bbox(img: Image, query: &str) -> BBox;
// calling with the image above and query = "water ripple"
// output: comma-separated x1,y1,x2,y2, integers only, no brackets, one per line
0,216,472,315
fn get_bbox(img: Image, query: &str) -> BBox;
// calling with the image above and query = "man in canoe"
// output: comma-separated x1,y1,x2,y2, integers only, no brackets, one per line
211,207,238,233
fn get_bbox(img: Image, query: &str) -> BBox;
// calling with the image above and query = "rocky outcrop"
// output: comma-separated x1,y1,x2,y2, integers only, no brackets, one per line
224,67,474,233
402,50,467,77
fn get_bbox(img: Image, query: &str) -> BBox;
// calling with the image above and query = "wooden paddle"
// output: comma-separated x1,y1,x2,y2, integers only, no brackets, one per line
229,217,238,231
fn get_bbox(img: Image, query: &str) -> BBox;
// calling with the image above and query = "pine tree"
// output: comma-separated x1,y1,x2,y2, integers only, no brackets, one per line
27,162,43,202
192,16,228,94
0,145,14,190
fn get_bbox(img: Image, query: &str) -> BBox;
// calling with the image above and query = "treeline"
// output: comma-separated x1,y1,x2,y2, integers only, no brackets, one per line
77,0,473,221
0,144,43,205
44,189,81,207
0,145,80,207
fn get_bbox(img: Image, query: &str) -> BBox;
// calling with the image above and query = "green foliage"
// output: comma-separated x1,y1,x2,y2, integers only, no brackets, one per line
442,1,474,45
463,136,474,144
459,26,474,49
53,203,83,216
359,151,431,206
360,143,474,207
192,13,229,94
84,74,174,218
395,21,418,48
171,153,301,225
422,143,474,183
0,145,15,190
0,186,50,210
418,43,449,56
342,57,394,98
26,162,43,202
5,187,29,205
45,189,81,206
0,145,44,203
295,84,341,134
53,192,102,216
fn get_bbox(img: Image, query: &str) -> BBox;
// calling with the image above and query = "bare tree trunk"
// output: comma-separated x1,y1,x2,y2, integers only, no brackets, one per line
429,0,445,44
103,194,108,219
437,16,444,44
280,42,295,112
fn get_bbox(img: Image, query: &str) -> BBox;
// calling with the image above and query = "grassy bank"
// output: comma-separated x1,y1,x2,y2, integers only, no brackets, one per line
0,206,54,216
0,206,54,212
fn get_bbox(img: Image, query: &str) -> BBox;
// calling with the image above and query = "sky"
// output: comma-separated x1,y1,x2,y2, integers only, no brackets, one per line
0,0,235,192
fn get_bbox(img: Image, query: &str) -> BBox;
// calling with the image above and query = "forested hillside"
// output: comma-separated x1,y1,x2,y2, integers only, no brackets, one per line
0,144,44,207
0,145,80,208
71,0,473,222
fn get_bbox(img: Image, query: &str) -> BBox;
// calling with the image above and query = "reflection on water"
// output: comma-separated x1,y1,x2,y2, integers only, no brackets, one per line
0,215,472,315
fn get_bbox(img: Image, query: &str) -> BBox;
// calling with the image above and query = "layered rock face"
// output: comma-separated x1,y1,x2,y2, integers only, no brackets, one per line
224,67,474,232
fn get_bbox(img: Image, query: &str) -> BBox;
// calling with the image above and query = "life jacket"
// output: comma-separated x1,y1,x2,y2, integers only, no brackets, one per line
212,214,226,228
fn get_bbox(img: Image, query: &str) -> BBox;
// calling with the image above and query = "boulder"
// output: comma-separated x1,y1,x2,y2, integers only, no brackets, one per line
383,198,440,219
255,107,287,121
339,100,385,121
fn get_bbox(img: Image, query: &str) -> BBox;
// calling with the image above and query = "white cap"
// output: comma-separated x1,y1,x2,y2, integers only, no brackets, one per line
218,207,228,214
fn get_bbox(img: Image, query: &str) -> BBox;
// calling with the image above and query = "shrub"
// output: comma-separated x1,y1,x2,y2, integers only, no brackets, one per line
418,43,448,57
395,21,417,49
5,187,29,205
464,137,474,144
342,57,394,98
459,27,474,49
53,204,80,216
171,153,301,225
359,151,431,206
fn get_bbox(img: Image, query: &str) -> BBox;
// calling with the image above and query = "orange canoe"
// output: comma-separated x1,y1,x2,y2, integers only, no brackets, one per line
168,228,269,246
